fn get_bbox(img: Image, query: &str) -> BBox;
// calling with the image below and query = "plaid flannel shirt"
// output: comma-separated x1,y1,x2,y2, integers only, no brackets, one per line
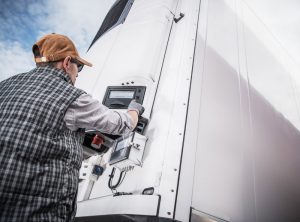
0,66,85,222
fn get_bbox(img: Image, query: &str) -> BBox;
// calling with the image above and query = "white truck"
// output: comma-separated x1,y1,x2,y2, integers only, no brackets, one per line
75,0,300,221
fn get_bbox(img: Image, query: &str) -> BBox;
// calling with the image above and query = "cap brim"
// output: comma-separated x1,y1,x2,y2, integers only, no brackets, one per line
76,56,93,67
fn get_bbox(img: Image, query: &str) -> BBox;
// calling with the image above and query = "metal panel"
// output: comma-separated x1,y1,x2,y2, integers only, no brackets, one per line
76,195,159,217
76,1,178,204
179,0,300,221
191,209,229,222
174,0,208,220
154,0,201,219
188,0,246,221
76,2,183,219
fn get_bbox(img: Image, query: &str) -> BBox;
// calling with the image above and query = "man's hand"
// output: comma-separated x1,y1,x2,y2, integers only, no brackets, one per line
128,100,144,116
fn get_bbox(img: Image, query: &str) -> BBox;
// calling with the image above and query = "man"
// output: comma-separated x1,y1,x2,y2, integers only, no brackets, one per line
0,33,144,221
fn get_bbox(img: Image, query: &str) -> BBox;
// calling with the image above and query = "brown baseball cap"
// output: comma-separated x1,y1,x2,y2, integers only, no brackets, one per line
32,33,92,67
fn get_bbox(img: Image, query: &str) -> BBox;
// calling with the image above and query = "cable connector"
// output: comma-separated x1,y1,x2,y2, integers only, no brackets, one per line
113,192,132,197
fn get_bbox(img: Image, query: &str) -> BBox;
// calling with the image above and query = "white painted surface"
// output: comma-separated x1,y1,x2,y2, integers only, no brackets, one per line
76,0,181,218
76,195,159,217
76,0,177,119
176,0,300,221
76,0,300,221
154,0,201,218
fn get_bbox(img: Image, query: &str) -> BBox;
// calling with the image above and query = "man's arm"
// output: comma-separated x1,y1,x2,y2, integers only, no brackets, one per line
64,94,141,135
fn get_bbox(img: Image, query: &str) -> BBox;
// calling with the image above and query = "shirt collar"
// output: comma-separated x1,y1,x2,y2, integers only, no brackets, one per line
34,66,73,85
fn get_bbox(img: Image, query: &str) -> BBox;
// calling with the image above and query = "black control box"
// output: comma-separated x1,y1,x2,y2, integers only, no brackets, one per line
102,86,146,109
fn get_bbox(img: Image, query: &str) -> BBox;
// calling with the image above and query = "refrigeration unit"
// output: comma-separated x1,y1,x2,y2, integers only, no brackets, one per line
75,0,300,221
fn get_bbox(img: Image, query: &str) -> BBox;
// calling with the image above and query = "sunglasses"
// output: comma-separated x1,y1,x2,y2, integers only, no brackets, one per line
70,58,84,72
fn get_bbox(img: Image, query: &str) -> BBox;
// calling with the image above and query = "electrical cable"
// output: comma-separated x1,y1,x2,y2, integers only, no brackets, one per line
108,167,126,191
119,171,127,185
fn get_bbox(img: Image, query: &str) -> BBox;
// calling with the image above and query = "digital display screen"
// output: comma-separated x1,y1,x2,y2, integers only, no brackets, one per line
109,133,134,164
115,136,131,152
109,90,135,99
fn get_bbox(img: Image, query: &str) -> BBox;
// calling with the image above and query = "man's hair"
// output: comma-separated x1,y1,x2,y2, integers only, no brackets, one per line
35,61,60,68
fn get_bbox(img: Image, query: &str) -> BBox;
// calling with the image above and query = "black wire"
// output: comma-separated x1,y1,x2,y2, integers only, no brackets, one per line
108,167,115,189
108,167,115,190
119,171,127,185
108,167,126,191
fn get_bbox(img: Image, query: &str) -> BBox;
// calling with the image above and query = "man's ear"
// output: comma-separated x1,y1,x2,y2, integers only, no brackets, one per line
62,56,72,71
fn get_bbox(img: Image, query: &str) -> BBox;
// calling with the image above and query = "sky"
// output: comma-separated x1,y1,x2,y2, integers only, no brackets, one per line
0,0,115,81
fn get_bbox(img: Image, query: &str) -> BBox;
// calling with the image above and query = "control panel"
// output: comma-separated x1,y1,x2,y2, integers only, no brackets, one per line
102,86,146,109
109,132,147,171
79,85,149,199
82,86,148,167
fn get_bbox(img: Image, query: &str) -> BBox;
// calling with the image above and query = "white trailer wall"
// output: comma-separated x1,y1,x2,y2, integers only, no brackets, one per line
176,0,300,221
